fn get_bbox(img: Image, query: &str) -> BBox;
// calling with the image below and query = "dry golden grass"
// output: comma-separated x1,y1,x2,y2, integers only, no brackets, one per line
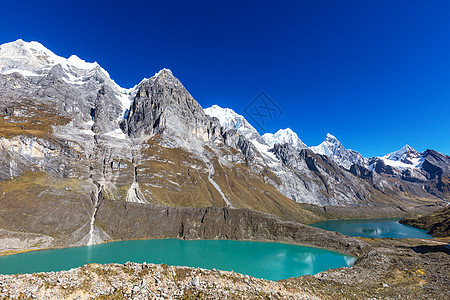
134,138,324,223
136,139,221,208
0,99,71,138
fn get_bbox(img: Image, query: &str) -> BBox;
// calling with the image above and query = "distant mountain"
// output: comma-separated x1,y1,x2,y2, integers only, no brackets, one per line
0,39,448,250
204,104,259,140
367,145,450,185
262,128,307,151
310,133,366,169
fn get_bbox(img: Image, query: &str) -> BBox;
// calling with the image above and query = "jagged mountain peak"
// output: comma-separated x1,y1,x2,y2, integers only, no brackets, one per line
126,69,222,147
203,104,259,140
310,133,366,169
204,105,244,130
368,144,424,173
0,39,125,93
262,128,307,150
384,144,420,162
0,39,131,125
154,68,173,78
311,133,343,156
325,133,339,142
0,39,62,74
134,68,179,90
0,39,101,75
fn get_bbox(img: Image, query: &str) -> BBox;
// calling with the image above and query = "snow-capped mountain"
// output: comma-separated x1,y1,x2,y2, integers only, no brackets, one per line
369,145,423,171
366,145,450,183
0,39,130,114
0,39,448,250
310,133,366,169
0,39,101,79
262,128,307,150
204,104,259,140
382,145,423,168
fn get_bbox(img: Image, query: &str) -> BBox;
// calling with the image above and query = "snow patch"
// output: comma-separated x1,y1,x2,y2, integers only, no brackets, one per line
3,68,40,77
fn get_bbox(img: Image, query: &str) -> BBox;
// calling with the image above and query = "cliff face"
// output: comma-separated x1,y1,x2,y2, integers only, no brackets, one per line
0,40,448,250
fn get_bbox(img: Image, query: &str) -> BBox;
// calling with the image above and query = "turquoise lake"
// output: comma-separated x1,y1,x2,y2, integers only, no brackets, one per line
0,239,355,280
311,218,432,239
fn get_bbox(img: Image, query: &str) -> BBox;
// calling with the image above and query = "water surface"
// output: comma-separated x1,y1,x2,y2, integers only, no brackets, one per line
311,218,432,239
0,239,355,280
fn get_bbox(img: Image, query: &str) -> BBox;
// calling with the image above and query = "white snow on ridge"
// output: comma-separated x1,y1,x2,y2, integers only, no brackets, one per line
204,105,259,139
376,144,425,170
310,133,367,169
384,144,419,162
204,105,246,131
65,54,99,70
0,39,133,115
3,68,40,77
0,39,96,73
310,133,342,157
262,128,307,150
378,156,424,171
251,139,278,162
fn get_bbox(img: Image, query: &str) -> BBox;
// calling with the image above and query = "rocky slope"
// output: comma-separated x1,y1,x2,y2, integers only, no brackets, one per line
1,237,448,300
400,206,450,237
0,262,321,300
0,39,448,252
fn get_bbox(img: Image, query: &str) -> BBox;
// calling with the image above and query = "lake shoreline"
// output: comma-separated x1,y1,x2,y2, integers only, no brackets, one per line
0,239,356,280
0,237,448,299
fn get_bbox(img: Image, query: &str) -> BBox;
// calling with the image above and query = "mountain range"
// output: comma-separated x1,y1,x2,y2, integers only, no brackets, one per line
0,39,449,250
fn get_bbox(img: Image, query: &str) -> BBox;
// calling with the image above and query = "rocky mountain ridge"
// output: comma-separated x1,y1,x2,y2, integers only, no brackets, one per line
0,39,448,250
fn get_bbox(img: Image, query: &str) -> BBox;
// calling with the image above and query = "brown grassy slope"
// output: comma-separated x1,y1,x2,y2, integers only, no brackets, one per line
0,171,93,242
134,139,326,224
0,99,71,138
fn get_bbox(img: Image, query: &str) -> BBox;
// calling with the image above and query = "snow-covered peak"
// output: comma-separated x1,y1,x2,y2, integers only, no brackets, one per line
66,54,99,70
204,105,259,140
204,105,250,132
384,145,420,162
204,105,243,131
371,144,424,170
0,39,61,74
0,39,101,74
262,128,307,150
0,39,131,114
311,133,342,157
325,133,339,142
311,133,366,169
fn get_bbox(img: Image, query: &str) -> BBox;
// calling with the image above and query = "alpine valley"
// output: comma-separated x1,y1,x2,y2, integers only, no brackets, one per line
1,39,450,299
0,39,449,252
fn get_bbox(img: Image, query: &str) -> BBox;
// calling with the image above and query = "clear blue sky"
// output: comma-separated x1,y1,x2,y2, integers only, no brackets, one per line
1,0,449,157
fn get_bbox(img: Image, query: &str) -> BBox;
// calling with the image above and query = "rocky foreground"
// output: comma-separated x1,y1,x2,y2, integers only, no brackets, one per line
0,262,319,300
0,238,449,300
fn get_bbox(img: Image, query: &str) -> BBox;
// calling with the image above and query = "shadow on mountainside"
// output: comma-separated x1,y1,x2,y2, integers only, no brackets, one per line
411,244,450,255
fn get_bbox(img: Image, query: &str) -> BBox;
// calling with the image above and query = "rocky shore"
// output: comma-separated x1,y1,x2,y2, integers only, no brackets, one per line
0,262,320,300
